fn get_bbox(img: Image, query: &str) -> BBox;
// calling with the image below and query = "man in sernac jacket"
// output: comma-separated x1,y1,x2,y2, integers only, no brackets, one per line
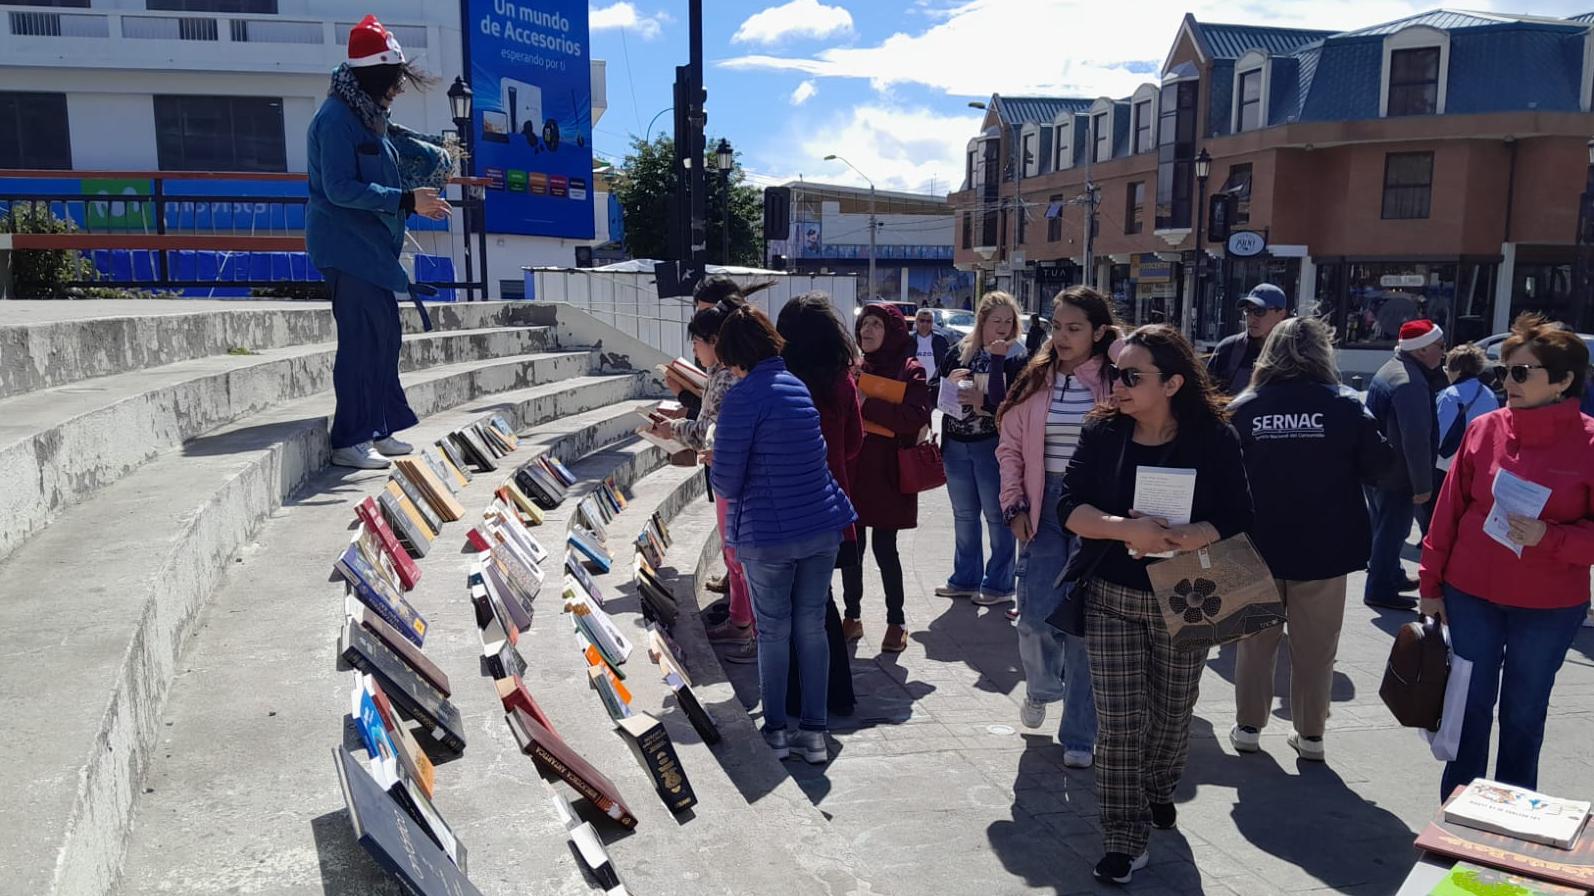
1362,319,1445,611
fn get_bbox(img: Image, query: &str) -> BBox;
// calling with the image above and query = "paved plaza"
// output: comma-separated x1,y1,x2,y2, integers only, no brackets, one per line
706,491,1594,896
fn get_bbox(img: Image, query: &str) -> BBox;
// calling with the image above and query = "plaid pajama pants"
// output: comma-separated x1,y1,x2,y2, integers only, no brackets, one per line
1085,578,1209,856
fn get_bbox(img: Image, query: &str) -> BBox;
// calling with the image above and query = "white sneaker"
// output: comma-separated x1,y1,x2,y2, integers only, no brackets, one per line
331,442,391,470
1229,724,1261,753
1063,749,1094,769
373,436,413,456
972,590,1014,607
1288,732,1326,762
1019,698,1046,729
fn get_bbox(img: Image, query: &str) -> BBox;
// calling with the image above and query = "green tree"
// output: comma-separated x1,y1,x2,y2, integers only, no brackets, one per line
0,204,98,298
614,135,766,266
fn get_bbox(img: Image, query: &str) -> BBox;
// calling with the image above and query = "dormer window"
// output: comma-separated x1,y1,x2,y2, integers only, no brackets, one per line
1053,120,1072,171
1133,101,1153,152
1380,25,1449,117
1231,51,1268,133
1021,126,1039,178
1093,111,1111,163
1131,83,1158,153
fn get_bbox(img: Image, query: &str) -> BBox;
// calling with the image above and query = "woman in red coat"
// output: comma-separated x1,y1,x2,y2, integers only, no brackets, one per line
1420,313,1594,798
842,302,933,652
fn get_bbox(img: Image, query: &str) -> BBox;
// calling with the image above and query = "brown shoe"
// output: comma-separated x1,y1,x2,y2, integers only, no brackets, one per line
841,617,864,642
704,574,729,594
881,624,908,653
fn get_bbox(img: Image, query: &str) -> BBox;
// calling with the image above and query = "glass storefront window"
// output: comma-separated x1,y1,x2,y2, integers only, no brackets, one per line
1341,262,1455,347
1512,262,1581,332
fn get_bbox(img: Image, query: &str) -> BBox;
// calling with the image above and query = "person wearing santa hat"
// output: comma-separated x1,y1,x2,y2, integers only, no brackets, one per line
1361,318,1446,610
307,15,453,470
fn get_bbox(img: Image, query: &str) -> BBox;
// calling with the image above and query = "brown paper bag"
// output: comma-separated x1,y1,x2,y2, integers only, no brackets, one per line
1145,533,1284,651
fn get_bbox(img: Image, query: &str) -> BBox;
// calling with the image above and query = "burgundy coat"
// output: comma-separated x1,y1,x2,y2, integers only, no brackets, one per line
849,304,933,530
818,375,865,542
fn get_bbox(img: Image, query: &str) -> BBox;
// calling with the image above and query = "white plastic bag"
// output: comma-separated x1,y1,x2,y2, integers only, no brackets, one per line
1419,624,1472,762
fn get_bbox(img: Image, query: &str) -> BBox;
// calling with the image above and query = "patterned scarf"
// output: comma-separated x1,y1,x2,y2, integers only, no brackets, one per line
328,63,461,191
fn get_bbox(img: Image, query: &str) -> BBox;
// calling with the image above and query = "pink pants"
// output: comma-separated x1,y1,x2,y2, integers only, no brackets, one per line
715,496,754,627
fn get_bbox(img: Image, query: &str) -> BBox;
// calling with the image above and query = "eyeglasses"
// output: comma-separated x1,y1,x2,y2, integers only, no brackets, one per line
1500,363,1549,384
1107,364,1166,388
1239,305,1272,318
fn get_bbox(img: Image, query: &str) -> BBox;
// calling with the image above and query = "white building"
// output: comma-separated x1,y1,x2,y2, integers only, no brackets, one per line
0,0,611,297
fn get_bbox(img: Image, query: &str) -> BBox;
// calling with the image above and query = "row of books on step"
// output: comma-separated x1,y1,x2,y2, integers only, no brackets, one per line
1420,779,1594,894
327,416,524,896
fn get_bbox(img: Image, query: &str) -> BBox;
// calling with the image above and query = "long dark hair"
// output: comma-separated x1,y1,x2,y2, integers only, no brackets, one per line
715,305,785,371
777,292,857,408
693,276,773,307
1091,324,1230,427
352,62,435,99
998,285,1119,422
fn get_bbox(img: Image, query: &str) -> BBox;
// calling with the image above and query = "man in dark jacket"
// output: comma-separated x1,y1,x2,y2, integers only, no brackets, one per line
1361,319,1446,610
1206,283,1290,395
912,308,952,388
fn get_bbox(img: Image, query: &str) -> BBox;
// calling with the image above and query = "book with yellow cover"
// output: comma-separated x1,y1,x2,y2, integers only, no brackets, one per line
858,372,907,437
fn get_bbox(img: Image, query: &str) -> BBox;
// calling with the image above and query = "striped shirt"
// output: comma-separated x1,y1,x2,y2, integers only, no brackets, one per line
1044,374,1095,473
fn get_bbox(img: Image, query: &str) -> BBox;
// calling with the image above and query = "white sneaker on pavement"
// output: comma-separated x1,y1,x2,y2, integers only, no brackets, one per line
1019,698,1046,729
1288,732,1326,762
331,442,391,470
1229,724,1261,753
373,436,413,456
1062,750,1094,769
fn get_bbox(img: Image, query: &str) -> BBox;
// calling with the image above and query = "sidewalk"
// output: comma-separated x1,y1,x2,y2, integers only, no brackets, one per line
709,487,1594,895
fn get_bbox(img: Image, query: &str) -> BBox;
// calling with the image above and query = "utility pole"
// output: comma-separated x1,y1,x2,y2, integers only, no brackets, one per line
686,0,706,279
1081,114,1097,289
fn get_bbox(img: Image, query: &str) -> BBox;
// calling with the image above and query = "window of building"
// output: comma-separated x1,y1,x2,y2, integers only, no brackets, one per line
1093,112,1110,163
1125,181,1144,234
1387,47,1440,116
9,0,92,6
154,95,286,172
1237,68,1262,131
1218,163,1252,226
1133,100,1153,153
1021,130,1037,178
1054,122,1072,170
1155,79,1198,230
1381,152,1433,219
961,213,972,249
0,92,71,169
147,0,278,11
965,150,975,191
1046,195,1063,242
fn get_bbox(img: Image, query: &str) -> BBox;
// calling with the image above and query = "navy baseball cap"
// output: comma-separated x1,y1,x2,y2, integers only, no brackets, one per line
1237,283,1287,311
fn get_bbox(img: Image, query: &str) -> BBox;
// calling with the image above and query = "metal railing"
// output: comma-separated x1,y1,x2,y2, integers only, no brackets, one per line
7,10,109,38
5,11,417,47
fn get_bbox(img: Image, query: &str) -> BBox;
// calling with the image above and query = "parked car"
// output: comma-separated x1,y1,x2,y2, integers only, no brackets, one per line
926,308,975,339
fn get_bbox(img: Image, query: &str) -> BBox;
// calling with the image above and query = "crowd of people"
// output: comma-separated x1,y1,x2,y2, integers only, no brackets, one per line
654,275,1594,886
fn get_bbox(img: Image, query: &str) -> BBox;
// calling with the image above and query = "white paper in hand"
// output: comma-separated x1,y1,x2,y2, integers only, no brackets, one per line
1482,468,1551,558
1132,466,1196,559
936,378,968,420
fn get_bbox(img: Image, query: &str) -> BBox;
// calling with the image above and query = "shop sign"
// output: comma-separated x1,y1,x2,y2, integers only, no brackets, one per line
1226,230,1267,258
1379,274,1426,288
1135,253,1173,283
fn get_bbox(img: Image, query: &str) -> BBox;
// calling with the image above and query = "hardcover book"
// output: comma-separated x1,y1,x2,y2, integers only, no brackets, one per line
489,507,547,563
483,556,536,629
1417,788,1594,890
527,460,568,503
546,455,579,487
472,422,507,458
332,746,483,896
568,529,613,573
504,707,637,829
355,496,421,589
495,674,557,732
482,637,528,681
450,429,498,472
468,578,516,644
548,788,625,893
364,674,438,800
515,467,562,510
419,449,460,496
651,511,672,548
650,630,720,745
345,596,449,697
436,438,474,484
490,542,543,609
340,620,467,753
566,551,604,606
379,488,432,558
350,522,405,597
618,712,697,813
606,478,628,510
634,572,679,628
489,414,521,450
336,534,428,649
1428,861,1583,895
497,483,544,527
351,676,460,866
1444,780,1592,849
587,664,633,722
384,481,437,545
636,532,664,570
395,457,466,521
390,470,443,536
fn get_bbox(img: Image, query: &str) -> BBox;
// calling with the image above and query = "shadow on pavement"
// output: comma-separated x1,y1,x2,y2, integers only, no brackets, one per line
986,739,1116,894
1204,638,1358,713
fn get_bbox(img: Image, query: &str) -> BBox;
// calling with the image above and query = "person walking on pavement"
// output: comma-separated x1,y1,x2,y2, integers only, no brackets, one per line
912,309,951,389
1421,314,1594,798
842,303,933,653
1057,325,1254,885
1025,313,1049,356
1205,283,1290,396
711,306,858,765
1226,318,1394,762
995,285,1120,769
1433,344,1499,500
308,15,452,469
937,291,1026,607
1363,319,1446,610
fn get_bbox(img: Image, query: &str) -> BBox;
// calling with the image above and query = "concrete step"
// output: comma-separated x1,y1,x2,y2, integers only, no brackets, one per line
0,327,576,564
0,298,545,400
0,378,650,896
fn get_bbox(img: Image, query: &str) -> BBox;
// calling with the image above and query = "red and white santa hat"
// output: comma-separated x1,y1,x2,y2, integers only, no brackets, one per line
1397,319,1444,352
347,14,405,68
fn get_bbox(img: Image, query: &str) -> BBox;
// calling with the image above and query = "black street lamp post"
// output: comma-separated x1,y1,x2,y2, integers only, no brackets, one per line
447,76,479,300
1190,147,1212,341
715,138,734,265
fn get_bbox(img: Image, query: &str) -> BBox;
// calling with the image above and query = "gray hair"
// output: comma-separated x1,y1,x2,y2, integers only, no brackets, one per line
1248,316,1340,390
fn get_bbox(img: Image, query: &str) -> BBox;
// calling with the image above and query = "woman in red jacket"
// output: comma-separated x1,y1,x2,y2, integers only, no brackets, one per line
1420,313,1594,798
842,303,933,653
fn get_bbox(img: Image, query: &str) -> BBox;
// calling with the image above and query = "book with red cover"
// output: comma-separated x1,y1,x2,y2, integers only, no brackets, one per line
1416,787,1594,890
495,674,557,732
356,497,420,590
505,707,637,829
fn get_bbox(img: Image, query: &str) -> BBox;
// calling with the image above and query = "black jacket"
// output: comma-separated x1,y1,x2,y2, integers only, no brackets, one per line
1228,380,1395,580
1207,332,1260,395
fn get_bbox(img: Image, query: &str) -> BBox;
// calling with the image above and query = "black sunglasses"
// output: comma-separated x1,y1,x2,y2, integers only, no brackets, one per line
1239,305,1273,318
1497,363,1549,384
1108,364,1167,388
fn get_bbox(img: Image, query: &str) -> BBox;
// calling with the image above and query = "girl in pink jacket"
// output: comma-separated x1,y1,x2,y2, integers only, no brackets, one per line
995,285,1120,767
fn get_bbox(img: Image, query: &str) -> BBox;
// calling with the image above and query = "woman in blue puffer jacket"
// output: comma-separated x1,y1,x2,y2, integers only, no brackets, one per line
710,305,858,765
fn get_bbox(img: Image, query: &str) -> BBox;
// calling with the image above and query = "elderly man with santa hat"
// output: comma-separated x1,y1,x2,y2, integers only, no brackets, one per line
1362,318,1446,611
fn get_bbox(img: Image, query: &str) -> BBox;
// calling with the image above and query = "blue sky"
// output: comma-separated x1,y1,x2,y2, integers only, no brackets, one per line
587,0,1592,194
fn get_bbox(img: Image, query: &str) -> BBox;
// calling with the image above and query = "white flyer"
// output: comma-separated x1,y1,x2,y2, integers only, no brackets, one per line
936,377,968,420
1132,466,1196,558
1483,468,1551,558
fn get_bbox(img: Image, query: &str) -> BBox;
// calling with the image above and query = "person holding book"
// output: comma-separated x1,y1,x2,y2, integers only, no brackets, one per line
778,293,865,717
938,291,1026,607
842,303,933,653
1056,325,1253,885
994,285,1119,768
1420,313,1594,799
1226,317,1394,762
710,305,858,764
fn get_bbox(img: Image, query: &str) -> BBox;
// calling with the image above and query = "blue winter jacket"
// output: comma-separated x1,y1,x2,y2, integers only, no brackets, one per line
305,96,411,294
710,357,858,549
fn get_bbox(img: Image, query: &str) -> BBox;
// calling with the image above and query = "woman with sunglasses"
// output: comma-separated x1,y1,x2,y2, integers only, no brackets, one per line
1056,325,1253,885
1420,313,1594,799
994,286,1120,768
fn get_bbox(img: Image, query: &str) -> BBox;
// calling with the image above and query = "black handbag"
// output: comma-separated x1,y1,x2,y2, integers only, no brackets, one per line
1380,615,1450,731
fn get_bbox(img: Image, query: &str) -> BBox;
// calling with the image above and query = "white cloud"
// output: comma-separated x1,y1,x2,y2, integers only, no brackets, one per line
790,80,819,105
722,0,1503,97
589,2,667,39
732,0,854,45
794,103,984,194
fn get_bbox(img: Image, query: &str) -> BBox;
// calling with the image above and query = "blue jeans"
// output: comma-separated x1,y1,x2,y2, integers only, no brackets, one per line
1014,473,1097,752
740,530,839,733
943,436,1016,596
1441,585,1587,798
1363,486,1414,601
326,269,418,450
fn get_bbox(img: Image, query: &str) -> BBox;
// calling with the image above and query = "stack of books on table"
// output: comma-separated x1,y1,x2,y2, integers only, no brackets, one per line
1417,780,1594,893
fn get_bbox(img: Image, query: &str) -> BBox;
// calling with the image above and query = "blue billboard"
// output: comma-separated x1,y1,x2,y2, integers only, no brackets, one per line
466,0,594,239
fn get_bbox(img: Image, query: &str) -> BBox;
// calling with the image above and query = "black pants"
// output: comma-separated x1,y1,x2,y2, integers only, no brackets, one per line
841,527,905,626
